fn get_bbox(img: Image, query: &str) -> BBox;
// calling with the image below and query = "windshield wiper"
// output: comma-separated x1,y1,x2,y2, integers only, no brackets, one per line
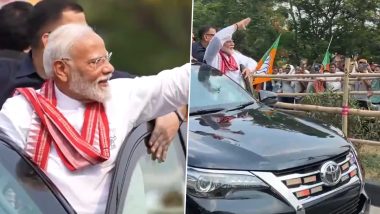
226,101,255,112
190,107,225,116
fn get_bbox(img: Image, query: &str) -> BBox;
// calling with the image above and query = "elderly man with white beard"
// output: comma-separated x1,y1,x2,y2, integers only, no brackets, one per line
0,24,189,213
203,17,257,89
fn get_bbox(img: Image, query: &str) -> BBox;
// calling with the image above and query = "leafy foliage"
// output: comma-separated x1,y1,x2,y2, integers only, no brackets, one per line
78,0,192,75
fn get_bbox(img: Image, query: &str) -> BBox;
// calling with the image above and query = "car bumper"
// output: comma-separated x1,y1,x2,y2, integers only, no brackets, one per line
186,190,295,214
303,183,370,214
186,183,370,214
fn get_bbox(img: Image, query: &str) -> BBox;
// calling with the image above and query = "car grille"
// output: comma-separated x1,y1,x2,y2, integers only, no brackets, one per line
274,151,361,204
330,196,360,214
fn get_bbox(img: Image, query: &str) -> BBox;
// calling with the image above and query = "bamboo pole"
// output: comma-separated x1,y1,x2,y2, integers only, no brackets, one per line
274,102,341,113
251,73,380,78
276,91,380,97
270,77,378,82
342,58,351,136
273,102,380,117
349,73,380,77
348,138,380,146
252,73,344,78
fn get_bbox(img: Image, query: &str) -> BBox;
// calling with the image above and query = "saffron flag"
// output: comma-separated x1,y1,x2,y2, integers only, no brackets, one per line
321,50,331,72
253,35,281,85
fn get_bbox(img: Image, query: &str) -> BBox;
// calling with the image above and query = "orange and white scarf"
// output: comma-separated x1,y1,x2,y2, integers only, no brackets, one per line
17,80,110,171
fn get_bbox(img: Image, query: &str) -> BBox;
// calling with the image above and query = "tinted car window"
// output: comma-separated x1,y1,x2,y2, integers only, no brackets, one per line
0,140,72,214
190,64,256,111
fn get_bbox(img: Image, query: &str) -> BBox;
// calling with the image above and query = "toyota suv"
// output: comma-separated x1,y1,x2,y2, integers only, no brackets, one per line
186,63,370,214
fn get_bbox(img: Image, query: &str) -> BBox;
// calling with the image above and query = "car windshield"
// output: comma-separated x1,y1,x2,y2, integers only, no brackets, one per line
190,63,258,113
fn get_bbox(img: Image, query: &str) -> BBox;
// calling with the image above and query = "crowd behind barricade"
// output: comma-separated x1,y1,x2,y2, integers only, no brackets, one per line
192,21,380,110
266,57,380,110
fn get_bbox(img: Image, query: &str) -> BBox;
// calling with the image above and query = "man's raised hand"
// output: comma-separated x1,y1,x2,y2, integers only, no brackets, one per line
236,18,251,30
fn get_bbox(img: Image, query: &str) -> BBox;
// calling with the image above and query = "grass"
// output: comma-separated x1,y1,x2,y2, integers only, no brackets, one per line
358,144,380,182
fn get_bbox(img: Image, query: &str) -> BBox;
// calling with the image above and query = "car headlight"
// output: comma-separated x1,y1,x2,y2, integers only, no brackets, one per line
348,144,365,181
187,167,269,199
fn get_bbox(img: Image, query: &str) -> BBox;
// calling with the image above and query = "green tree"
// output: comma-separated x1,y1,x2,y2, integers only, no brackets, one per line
78,0,192,75
193,0,380,65
280,0,380,63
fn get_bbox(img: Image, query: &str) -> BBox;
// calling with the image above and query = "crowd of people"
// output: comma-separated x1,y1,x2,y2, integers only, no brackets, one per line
192,20,380,109
268,58,380,108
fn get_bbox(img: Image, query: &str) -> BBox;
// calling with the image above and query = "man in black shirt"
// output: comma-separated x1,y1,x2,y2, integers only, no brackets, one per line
0,1,34,106
192,25,216,62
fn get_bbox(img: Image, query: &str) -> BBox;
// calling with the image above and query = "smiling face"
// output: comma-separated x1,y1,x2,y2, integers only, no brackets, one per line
57,32,114,103
221,39,235,55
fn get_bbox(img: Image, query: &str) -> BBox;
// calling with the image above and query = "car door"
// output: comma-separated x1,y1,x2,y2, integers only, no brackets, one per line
0,134,75,214
106,122,187,214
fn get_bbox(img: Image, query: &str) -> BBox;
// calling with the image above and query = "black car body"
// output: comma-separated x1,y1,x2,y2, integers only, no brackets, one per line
0,122,187,214
186,63,370,214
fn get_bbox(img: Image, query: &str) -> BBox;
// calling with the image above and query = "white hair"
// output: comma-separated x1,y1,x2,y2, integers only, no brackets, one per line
43,24,95,78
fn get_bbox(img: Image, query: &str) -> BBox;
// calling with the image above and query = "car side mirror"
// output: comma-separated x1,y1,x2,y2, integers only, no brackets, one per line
258,90,278,106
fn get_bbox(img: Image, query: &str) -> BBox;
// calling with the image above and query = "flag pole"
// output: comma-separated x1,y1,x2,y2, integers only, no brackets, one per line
320,35,334,72
326,35,333,54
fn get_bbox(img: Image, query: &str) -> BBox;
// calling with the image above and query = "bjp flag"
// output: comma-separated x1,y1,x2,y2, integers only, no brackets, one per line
320,50,331,72
253,35,281,85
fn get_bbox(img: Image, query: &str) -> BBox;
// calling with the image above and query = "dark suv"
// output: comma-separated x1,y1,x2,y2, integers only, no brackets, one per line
186,63,370,214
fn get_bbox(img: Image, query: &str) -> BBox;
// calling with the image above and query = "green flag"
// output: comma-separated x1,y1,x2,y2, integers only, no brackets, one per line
321,51,331,72
321,35,333,72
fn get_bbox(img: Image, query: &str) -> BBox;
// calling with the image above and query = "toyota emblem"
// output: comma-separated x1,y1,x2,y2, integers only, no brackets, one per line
320,161,341,186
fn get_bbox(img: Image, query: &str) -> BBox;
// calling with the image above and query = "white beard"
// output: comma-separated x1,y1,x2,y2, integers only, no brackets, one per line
69,71,111,103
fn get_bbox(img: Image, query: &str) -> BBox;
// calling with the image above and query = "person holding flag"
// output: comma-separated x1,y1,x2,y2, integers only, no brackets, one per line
313,36,334,92
203,18,257,89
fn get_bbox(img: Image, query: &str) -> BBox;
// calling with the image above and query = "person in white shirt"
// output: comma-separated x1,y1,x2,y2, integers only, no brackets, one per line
353,59,372,108
279,64,296,103
292,66,310,93
203,18,257,89
325,63,344,91
0,24,189,214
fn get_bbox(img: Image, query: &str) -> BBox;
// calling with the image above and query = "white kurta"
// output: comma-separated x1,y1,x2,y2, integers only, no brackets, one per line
204,25,257,88
325,71,344,91
292,70,310,93
0,64,189,214
281,65,295,93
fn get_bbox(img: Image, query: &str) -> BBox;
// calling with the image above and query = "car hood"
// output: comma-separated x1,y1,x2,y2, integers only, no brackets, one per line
188,107,351,171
